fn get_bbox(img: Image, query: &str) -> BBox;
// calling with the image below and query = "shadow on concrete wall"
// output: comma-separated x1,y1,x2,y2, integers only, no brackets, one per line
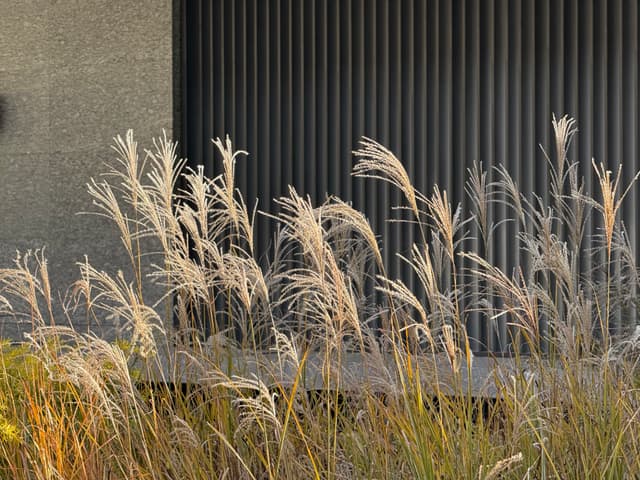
0,95,6,134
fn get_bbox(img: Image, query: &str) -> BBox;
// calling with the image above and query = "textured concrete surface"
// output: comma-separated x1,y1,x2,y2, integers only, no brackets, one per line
0,0,173,339
143,350,528,399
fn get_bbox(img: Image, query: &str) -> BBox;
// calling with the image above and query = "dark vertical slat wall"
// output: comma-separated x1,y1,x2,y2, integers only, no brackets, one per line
182,0,640,353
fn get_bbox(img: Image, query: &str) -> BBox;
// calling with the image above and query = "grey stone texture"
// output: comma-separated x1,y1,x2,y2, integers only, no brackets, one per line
0,0,173,339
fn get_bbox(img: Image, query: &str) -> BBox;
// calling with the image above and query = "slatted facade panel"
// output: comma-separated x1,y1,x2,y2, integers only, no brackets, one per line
181,0,640,353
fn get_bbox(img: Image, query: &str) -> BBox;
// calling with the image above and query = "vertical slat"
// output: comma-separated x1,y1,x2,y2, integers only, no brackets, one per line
327,0,340,197
466,0,483,349
579,0,594,278
364,0,377,263
521,0,535,205
235,0,248,197
507,0,523,352
440,0,452,198
211,0,223,176
303,0,316,202
608,0,623,333
495,0,509,350
339,0,352,202
352,0,365,213
224,0,235,141
535,0,550,204
623,0,638,270
426,0,439,191
550,0,565,115
401,0,415,295
594,0,608,325
291,0,304,194
270,0,282,213
565,0,579,119
594,0,608,172
281,0,292,196
185,0,202,165
414,0,427,221
376,0,391,275
256,0,270,257
480,0,498,350
389,0,402,279
247,0,258,227
452,0,465,210
519,0,536,353
316,0,327,204
451,0,467,344
412,0,428,314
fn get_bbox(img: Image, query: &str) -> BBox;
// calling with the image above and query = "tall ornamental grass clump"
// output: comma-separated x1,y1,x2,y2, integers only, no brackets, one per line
0,116,640,478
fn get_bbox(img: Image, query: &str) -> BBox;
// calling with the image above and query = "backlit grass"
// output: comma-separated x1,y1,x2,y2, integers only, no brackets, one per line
1,116,640,478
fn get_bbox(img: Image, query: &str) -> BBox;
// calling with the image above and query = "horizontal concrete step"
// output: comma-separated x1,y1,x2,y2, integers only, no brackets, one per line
141,349,534,398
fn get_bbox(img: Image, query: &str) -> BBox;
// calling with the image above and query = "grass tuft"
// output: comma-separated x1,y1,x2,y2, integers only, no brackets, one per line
1,116,640,478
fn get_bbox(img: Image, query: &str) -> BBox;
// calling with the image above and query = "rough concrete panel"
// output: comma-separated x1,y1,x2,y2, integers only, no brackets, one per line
45,148,167,293
49,59,172,152
44,149,124,278
0,67,51,154
0,153,53,251
47,0,172,65
0,1,50,71
0,0,173,340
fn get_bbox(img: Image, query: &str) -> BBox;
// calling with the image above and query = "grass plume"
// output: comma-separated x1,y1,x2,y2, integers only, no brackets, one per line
0,117,639,478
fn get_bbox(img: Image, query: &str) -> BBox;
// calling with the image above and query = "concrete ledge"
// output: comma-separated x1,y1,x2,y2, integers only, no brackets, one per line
140,349,532,398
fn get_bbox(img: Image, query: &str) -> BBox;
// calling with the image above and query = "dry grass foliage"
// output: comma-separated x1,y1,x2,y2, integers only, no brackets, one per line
1,116,640,478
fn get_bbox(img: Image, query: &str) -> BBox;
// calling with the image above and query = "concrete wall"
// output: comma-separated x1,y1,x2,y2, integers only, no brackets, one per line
0,0,174,338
